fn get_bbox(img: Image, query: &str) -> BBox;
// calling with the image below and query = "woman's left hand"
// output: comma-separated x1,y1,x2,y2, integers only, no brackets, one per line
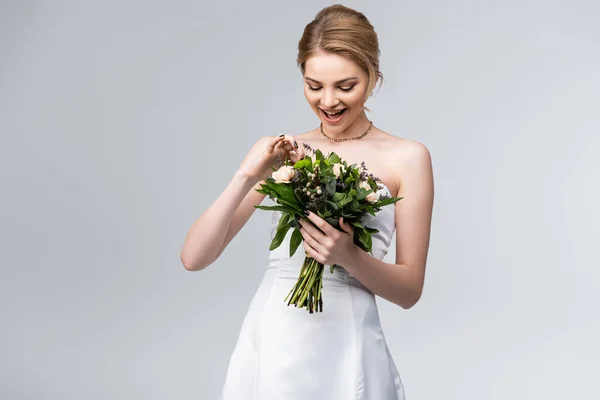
299,211,358,267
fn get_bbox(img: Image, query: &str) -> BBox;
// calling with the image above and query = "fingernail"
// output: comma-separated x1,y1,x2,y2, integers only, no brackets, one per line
303,209,310,216
279,134,284,137
294,141,298,148
294,214,300,220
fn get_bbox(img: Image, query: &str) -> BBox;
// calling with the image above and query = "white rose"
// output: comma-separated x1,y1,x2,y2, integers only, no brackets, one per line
365,192,379,203
272,165,295,183
358,181,378,203
358,181,371,191
332,163,344,178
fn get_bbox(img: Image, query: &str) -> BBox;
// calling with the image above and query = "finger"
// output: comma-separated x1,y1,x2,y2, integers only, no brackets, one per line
300,223,327,249
294,139,306,159
300,218,327,244
288,140,306,162
281,142,294,154
279,134,298,153
303,210,335,236
273,140,287,154
273,139,291,162
269,135,287,154
272,134,295,161
303,240,323,264
339,217,354,234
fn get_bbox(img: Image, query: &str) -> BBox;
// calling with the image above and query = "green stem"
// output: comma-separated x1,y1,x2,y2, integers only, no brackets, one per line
297,260,322,308
291,260,313,304
284,256,327,313
284,258,309,304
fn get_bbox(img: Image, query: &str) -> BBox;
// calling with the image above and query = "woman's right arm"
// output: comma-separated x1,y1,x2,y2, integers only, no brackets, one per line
179,135,303,271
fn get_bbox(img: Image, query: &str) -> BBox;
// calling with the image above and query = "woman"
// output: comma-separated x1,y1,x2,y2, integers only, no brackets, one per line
180,4,434,399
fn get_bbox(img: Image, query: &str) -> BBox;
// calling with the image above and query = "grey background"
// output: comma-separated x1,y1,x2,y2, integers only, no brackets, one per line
2,0,599,399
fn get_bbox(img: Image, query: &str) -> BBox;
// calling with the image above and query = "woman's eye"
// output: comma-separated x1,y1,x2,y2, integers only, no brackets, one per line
308,86,321,91
340,86,355,92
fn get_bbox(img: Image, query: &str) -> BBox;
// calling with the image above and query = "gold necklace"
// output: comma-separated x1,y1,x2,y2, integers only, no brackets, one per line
320,120,374,142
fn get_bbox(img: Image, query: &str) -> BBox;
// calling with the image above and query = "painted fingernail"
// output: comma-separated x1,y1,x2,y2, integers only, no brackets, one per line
279,134,284,137
303,209,310,216
294,141,298,148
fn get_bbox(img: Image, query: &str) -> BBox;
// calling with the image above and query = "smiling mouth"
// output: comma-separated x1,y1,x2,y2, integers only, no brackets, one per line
319,108,347,123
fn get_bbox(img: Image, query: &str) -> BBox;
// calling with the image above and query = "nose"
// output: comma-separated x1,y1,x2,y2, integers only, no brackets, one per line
320,89,339,109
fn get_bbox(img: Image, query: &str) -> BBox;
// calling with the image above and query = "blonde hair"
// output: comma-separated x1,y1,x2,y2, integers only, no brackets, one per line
297,4,383,106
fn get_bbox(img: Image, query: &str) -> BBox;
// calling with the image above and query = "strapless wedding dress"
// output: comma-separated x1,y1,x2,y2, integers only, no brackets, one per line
219,183,405,400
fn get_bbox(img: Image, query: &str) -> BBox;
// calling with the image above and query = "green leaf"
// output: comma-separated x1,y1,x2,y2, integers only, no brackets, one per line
356,229,372,252
375,196,404,207
278,212,292,229
269,213,292,250
329,153,341,164
293,158,311,170
326,200,339,211
333,192,345,202
339,196,353,207
326,179,336,194
264,182,303,213
330,263,342,273
254,205,292,212
357,188,372,201
350,221,365,229
325,217,339,227
289,228,303,257
315,149,325,161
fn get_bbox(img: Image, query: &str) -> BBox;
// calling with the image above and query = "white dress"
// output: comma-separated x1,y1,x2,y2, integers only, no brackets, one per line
219,183,405,399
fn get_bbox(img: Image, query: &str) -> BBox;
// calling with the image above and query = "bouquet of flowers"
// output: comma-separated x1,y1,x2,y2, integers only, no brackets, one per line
254,144,402,313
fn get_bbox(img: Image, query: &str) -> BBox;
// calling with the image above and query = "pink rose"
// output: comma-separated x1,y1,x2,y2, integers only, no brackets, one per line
365,192,379,203
358,181,378,203
272,165,296,183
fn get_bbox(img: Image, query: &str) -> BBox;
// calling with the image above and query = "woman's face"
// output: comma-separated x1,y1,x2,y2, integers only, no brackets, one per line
303,51,371,135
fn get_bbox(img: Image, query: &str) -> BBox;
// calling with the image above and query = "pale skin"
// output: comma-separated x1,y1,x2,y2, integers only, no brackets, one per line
180,50,434,310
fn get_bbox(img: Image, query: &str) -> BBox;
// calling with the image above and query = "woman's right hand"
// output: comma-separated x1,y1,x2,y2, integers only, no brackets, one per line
240,134,306,183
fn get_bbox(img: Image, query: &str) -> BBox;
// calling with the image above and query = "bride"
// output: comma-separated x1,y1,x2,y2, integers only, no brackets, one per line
180,4,434,399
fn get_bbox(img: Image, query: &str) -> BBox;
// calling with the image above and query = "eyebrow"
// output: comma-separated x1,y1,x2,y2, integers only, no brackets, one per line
304,77,359,84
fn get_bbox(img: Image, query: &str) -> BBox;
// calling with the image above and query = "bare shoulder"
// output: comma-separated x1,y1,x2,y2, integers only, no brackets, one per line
376,129,431,165
377,132,433,196
396,138,431,165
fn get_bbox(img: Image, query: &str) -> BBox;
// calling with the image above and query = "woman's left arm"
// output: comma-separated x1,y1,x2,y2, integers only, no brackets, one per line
344,142,434,309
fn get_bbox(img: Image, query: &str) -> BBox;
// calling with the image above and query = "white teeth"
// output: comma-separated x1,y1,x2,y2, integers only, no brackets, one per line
322,109,344,117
